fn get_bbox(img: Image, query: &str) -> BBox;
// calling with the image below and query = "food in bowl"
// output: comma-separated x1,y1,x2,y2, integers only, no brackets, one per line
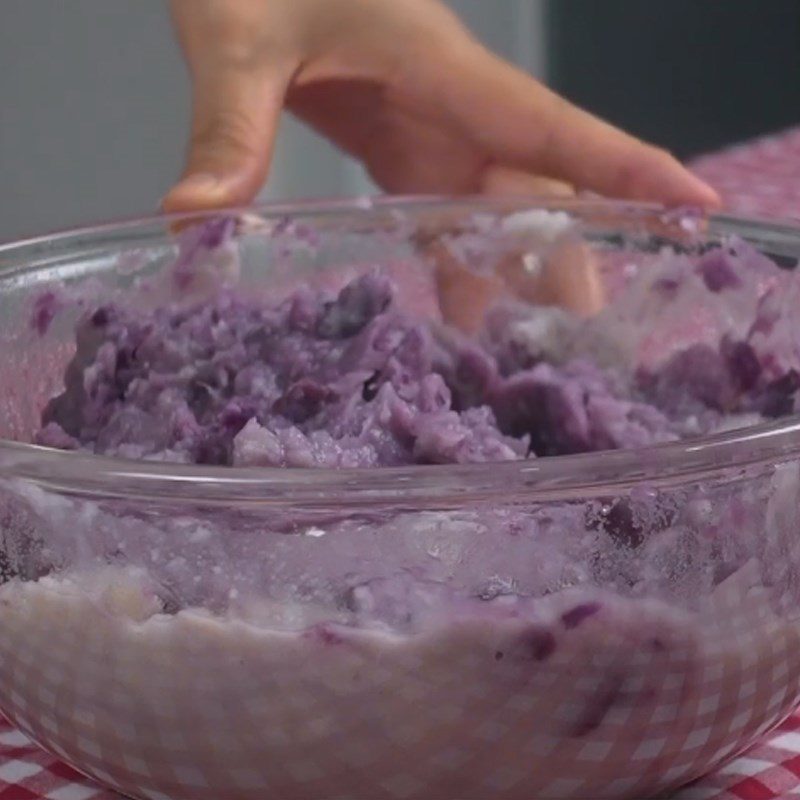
33,219,796,465
0,200,799,800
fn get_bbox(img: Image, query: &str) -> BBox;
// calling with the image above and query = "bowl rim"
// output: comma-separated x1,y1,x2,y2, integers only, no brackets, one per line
2,195,800,508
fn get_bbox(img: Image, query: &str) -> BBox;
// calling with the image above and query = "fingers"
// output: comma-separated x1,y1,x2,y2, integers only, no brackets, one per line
435,40,720,209
433,235,604,334
480,165,575,198
431,241,506,334
428,171,603,332
162,62,291,214
498,240,605,317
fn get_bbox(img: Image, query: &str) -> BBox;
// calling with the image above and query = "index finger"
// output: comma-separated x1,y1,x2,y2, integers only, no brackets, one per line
430,40,721,209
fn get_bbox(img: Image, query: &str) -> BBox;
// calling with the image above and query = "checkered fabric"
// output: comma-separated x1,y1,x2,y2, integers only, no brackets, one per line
675,713,800,799
0,720,114,799
690,126,800,221
2,712,800,799
0,126,799,800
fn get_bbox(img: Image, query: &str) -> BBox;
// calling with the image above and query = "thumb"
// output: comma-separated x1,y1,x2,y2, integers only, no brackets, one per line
162,65,290,214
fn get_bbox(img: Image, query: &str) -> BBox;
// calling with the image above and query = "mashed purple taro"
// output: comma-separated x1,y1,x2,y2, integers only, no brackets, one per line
35,237,800,467
13,224,800,800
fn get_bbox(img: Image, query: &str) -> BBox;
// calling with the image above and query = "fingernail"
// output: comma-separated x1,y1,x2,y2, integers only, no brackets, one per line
701,184,723,209
175,173,224,195
686,171,722,209
160,173,231,214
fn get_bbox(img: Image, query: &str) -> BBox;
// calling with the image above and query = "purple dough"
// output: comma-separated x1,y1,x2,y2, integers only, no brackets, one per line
37,273,530,465
34,238,800,466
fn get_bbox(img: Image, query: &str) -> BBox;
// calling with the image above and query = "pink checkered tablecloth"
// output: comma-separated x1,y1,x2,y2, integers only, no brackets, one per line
690,126,800,221
1,127,799,800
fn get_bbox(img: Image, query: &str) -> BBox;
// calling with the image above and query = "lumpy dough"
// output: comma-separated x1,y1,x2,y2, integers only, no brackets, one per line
7,223,800,800
34,236,800,466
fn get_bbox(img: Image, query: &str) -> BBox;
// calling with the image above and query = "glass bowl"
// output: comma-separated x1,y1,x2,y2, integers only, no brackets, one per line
1,197,800,800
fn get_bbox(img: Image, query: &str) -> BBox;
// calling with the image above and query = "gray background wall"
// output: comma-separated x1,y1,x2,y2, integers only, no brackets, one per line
548,0,800,160
0,0,546,242
0,1,188,241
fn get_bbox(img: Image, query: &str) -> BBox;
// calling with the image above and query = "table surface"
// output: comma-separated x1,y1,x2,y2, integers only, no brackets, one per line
1,126,799,800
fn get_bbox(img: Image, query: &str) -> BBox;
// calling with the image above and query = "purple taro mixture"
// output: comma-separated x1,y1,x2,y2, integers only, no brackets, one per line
9,224,800,800
34,237,800,468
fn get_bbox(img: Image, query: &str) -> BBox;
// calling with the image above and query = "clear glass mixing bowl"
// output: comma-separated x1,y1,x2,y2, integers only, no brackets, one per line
1,197,800,800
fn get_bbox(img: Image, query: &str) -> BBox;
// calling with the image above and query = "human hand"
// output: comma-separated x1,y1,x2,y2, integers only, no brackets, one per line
162,0,720,213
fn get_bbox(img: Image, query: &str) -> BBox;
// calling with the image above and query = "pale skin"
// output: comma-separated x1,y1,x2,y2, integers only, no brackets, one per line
163,0,721,321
